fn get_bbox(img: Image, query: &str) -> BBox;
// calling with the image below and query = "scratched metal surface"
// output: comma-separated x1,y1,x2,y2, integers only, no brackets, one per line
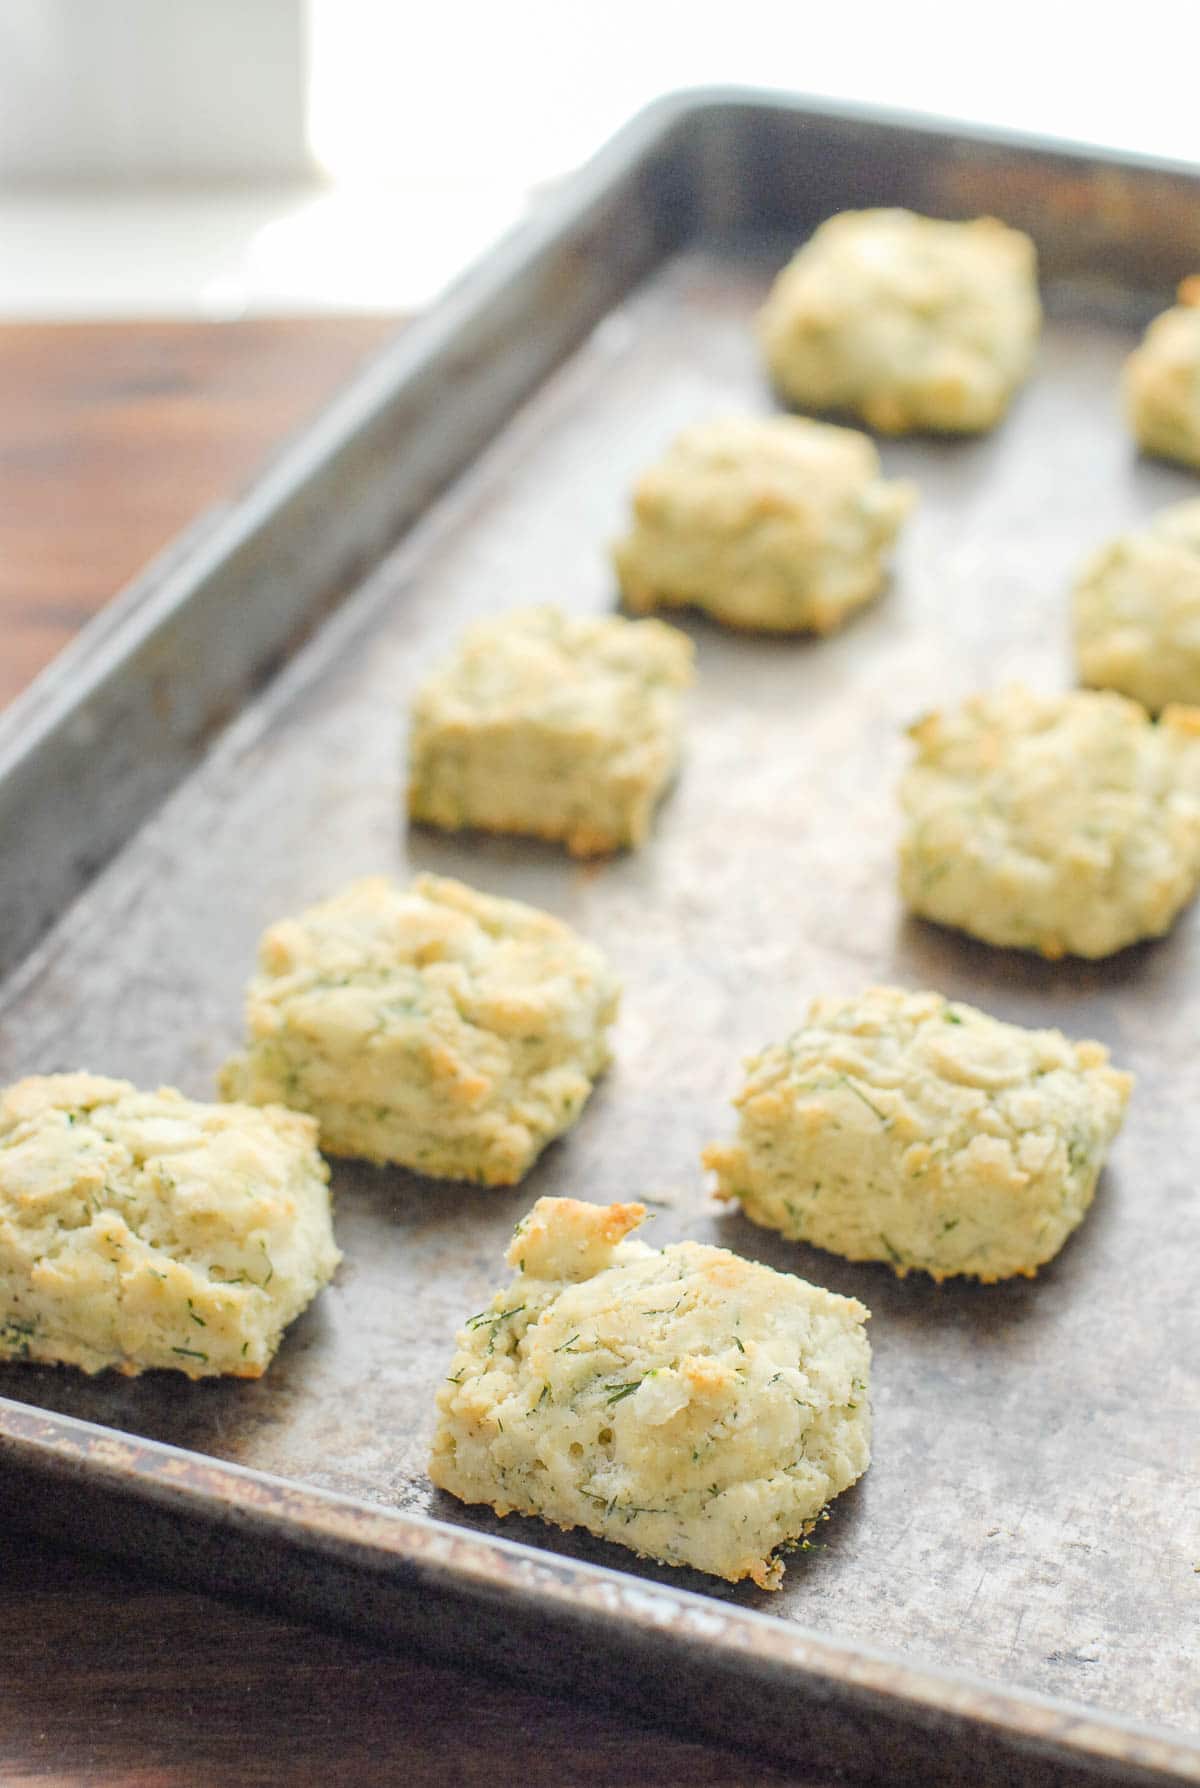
1,243,1198,1741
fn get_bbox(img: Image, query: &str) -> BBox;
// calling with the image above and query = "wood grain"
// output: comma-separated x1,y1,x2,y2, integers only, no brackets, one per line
0,1535,805,1787
0,317,402,709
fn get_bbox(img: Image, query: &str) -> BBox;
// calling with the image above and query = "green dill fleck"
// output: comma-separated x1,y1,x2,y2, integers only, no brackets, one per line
466,1303,526,1331
581,1490,665,1520
186,1299,207,1328
1067,1131,1092,1173
603,1379,643,1405
172,1346,208,1363
446,1371,464,1384
553,1333,581,1353
879,1234,905,1267
943,1010,963,1025
1,1316,36,1360
241,1341,249,1357
536,1383,551,1408
733,1336,745,1354
837,1075,888,1124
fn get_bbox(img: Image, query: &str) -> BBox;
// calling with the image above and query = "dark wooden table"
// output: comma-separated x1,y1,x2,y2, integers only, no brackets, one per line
0,317,810,1787
0,317,403,708
3,1537,802,1787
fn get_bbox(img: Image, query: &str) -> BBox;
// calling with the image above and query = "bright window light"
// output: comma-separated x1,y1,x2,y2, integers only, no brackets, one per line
305,1,1197,184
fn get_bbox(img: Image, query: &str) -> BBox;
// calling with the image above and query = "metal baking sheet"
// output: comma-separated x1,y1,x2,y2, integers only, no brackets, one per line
1,93,1198,1786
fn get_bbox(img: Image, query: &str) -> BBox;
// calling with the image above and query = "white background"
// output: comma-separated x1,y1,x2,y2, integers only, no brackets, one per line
0,0,1196,318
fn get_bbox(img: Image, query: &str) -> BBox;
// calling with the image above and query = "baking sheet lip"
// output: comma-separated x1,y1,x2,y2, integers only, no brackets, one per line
2,1392,1197,1776
649,81,1200,183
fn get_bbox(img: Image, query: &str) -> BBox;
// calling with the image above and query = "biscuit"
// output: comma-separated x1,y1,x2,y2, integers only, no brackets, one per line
1124,278,1200,470
0,1073,338,1378
758,208,1041,435
219,874,619,1184
899,686,1200,958
407,606,693,858
1074,499,1200,711
429,1197,870,1588
613,416,916,634
704,988,1132,1283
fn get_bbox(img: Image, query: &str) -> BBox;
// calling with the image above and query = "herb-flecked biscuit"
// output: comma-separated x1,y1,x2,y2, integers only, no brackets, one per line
1124,278,1200,470
1074,499,1200,711
758,208,1040,435
407,606,693,858
430,1197,870,1588
219,875,619,1184
704,988,1132,1284
0,1073,339,1378
612,416,916,634
899,686,1200,958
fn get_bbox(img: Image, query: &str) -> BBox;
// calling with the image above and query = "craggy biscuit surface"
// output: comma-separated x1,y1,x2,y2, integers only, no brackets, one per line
407,606,693,857
1075,500,1200,711
613,415,915,633
705,988,1131,1283
899,686,1200,958
219,875,619,1184
430,1197,870,1588
0,1073,338,1378
1124,278,1200,470
758,208,1040,435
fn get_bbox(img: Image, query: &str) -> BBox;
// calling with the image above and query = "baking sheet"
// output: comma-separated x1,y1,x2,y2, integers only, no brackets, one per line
2,233,1197,1747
